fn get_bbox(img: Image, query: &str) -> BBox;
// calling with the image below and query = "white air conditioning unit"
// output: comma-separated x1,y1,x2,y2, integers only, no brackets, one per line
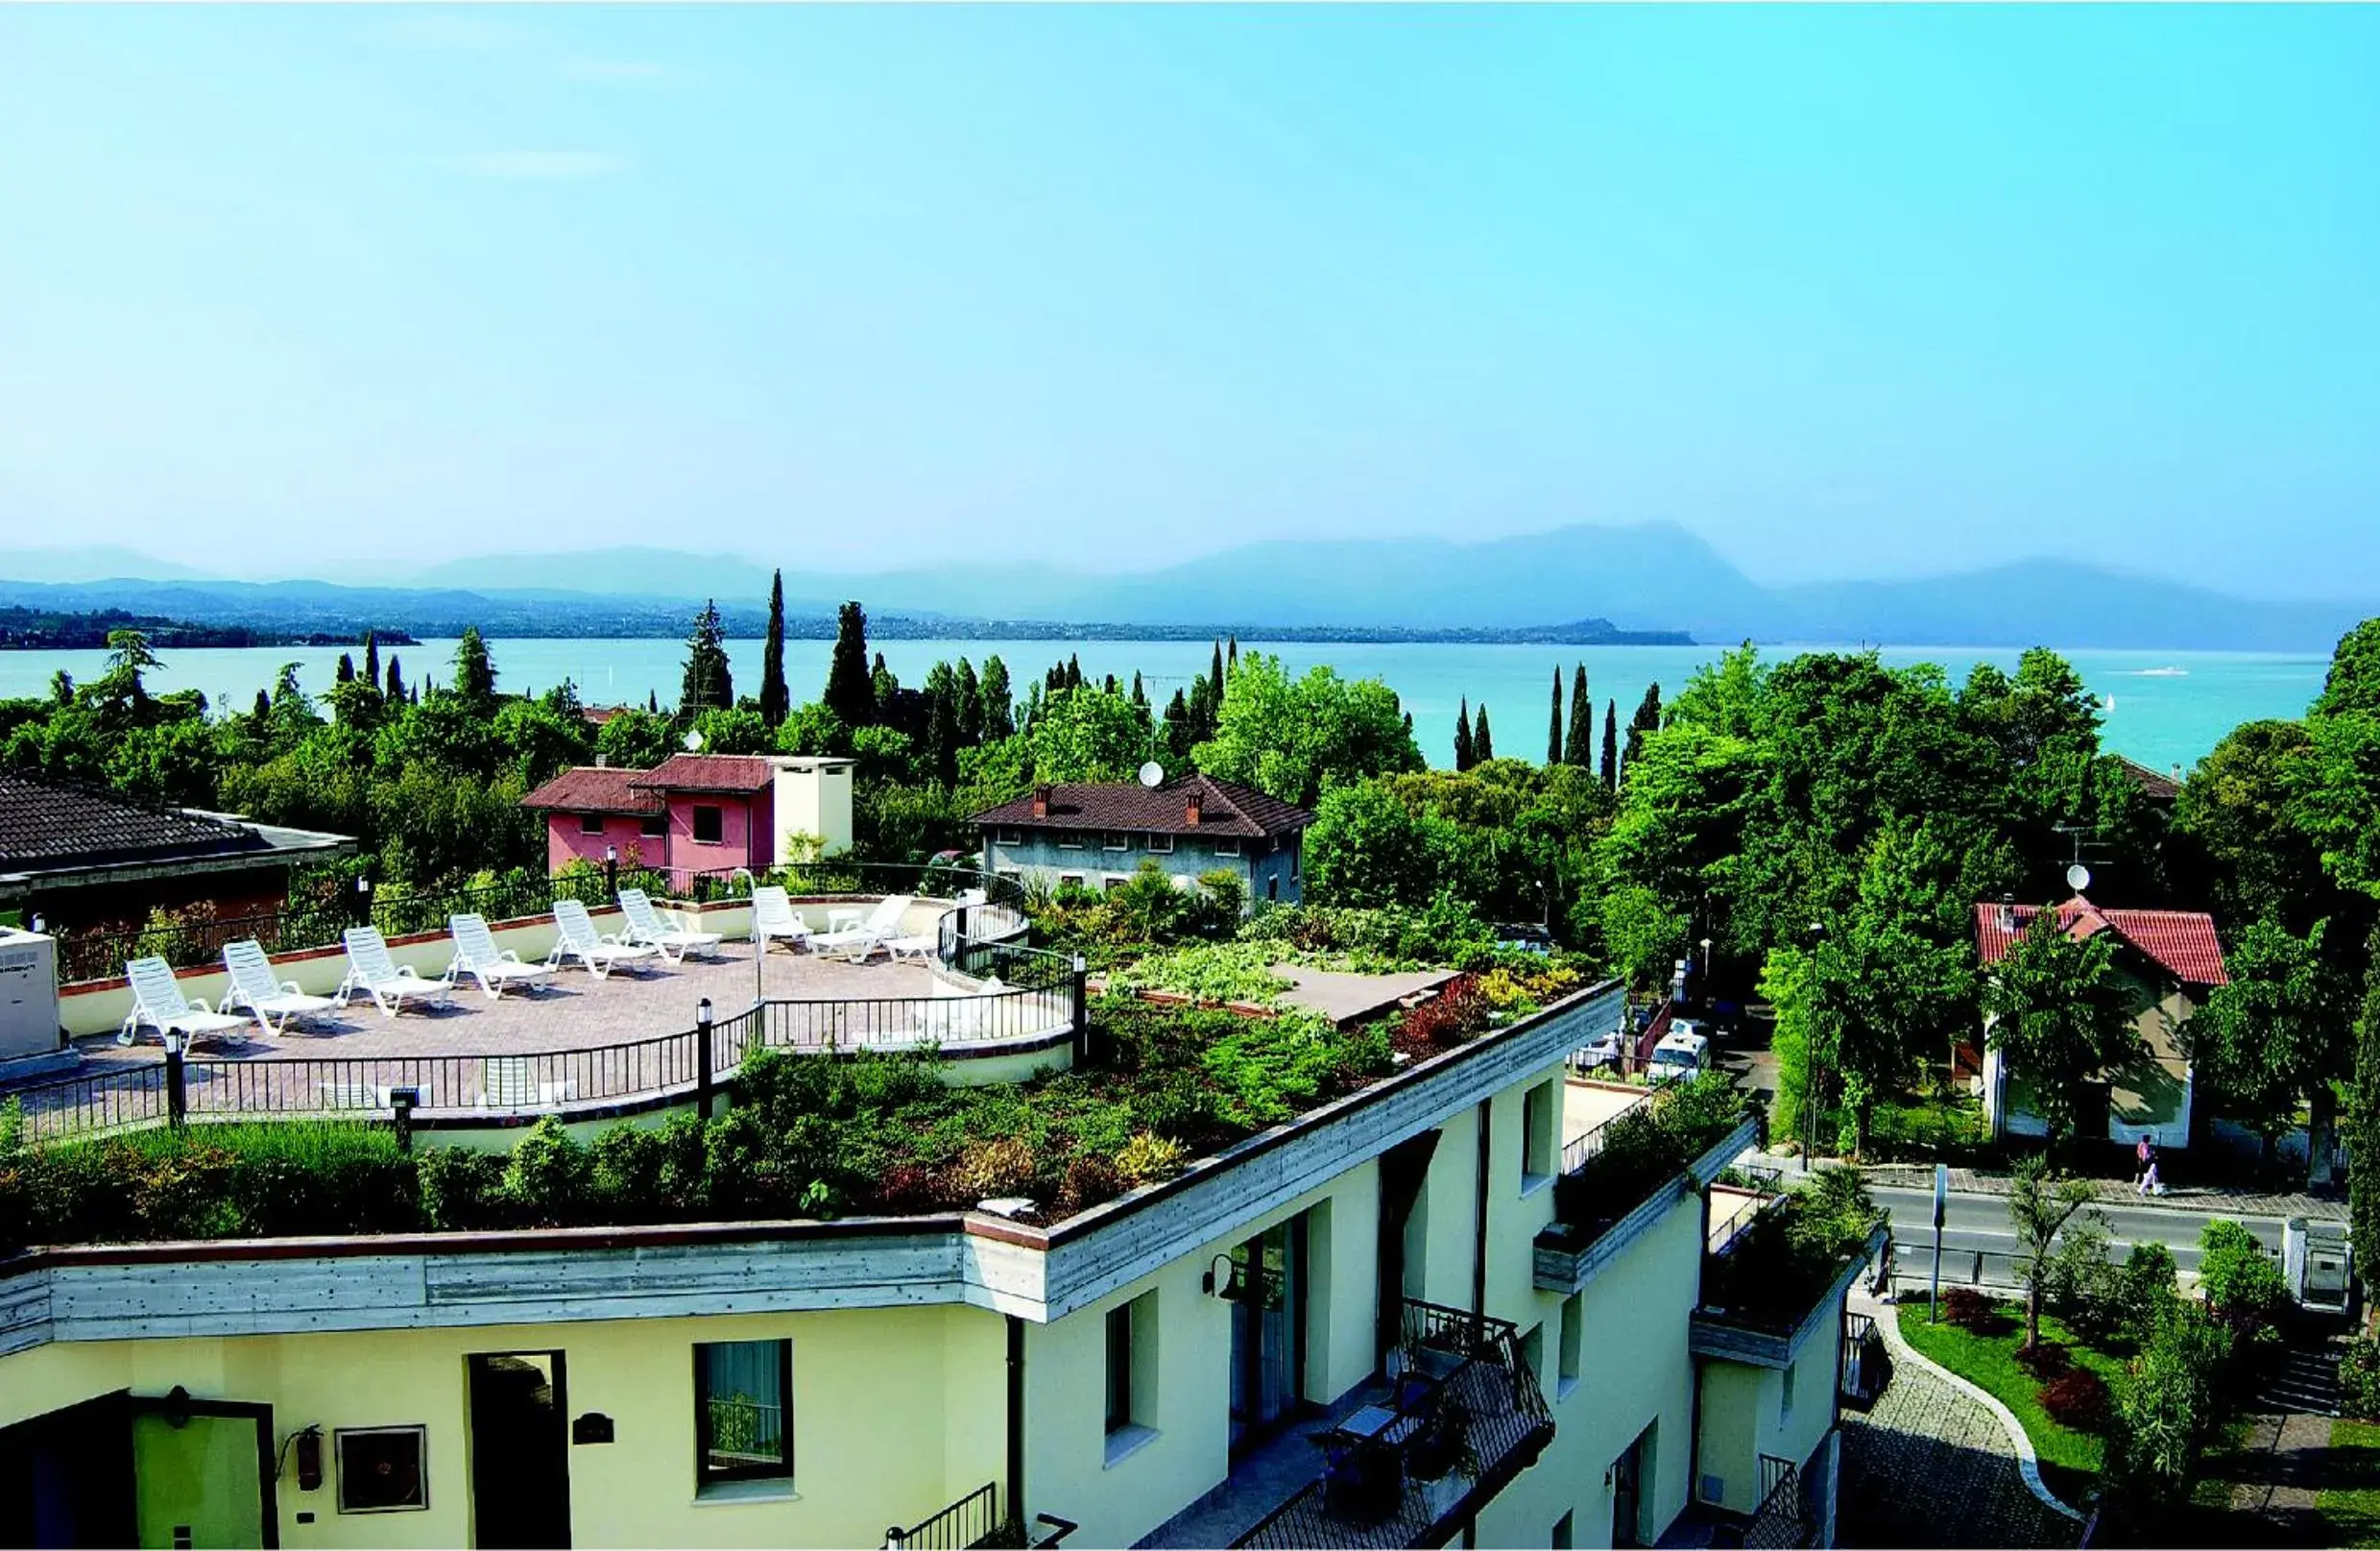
0,927,62,1060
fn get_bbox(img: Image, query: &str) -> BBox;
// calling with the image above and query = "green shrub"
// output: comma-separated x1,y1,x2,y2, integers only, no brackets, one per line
2109,1300,2232,1507
1115,1131,1188,1185
417,1146,507,1231
502,1118,592,1224
2042,1211,2125,1344
2341,1338,2380,1421
2198,1218,2288,1339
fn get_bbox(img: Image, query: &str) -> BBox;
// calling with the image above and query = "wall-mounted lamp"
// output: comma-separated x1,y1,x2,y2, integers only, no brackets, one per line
1201,1253,1241,1299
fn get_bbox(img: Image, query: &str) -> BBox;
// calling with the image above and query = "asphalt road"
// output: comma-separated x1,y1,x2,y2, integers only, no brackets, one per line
1870,1184,2283,1280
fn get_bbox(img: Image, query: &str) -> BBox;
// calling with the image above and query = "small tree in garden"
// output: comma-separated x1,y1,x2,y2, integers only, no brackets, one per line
2008,1153,2096,1351
1982,909,2144,1150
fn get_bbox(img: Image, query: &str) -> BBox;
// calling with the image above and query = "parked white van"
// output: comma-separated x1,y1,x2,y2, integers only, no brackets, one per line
1649,1029,1710,1082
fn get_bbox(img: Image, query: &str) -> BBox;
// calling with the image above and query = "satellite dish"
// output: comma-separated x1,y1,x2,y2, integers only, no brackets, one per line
2066,862,2091,893
1138,760,1166,788
684,728,706,752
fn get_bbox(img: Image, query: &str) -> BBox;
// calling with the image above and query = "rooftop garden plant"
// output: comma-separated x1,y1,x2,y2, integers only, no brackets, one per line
1696,1167,1885,1332
1547,1071,1748,1245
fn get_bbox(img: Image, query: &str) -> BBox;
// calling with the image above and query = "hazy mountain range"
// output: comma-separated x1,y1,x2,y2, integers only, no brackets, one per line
0,522,2368,652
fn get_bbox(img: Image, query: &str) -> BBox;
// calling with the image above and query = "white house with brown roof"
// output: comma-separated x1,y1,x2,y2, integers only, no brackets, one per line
1974,894,2228,1151
970,776,1313,908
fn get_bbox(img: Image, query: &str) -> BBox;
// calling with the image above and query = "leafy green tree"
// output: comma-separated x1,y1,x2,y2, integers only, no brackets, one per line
2110,1300,2230,1511
1193,652,1423,808
2007,1154,2097,1350
678,600,733,715
1303,781,1464,908
690,706,770,757
774,701,851,758
954,659,983,748
451,626,496,711
2316,619,2380,719
757,570,789,728
1982,908,2146,1149
2182,918,2352,1161
2172,720,2336,933
594,708,678,771
872,652,900,707
823,601,875,730
1028,687,1151,784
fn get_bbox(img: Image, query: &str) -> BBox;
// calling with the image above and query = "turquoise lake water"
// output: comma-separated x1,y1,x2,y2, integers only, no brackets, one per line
0,639,2329,775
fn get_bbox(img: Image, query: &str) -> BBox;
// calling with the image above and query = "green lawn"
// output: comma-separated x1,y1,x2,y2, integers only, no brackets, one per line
1895,1298,2128,1503
2320,1418,2380,1547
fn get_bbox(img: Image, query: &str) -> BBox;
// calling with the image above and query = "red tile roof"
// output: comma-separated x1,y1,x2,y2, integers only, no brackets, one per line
629,754,776,795
1973,896,2227,986
970,775,1314,840
518,766,663,815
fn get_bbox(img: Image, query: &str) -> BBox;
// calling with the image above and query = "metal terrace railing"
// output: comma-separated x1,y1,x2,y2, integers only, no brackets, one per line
1235,1299,1555,1550
1741,1455,1812,1550
888,1483,1015,1551
3,976,1082,1143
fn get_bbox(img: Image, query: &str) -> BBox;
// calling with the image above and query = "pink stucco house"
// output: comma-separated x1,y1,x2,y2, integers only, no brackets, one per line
521,754,777,888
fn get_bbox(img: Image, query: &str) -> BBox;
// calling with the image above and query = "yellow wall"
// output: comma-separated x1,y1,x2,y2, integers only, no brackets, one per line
1694,1360,1767,1514
4,1305,1005,1550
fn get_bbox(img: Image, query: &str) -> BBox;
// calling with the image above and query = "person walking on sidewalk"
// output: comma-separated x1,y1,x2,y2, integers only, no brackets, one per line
2135,1134,2153,1193
2138,1135,2166,1197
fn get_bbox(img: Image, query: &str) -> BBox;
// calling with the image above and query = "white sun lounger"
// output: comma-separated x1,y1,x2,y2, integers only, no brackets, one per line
443,912,555,999
617,887,724,964
751,885,811,954
547,898,660,979
120,956,247,1048
811,894,916,961
338,927,452,1017
221,938,342,1034
481,1056,580,1109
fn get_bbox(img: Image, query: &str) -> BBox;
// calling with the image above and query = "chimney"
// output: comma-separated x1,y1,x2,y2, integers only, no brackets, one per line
1031,785,1050,820
1994,903,2015,934
1184,788,1202,828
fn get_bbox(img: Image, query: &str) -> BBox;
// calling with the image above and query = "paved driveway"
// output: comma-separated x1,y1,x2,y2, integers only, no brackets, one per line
1839,1353,2079,1549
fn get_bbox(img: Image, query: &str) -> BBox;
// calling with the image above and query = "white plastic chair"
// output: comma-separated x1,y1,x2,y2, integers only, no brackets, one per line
546,898,660,979
617,887,724,964
443,912,555,999
119,957,247,1048
337,927,452,1017
221,938,342,1034
751,885,811,955
811,894,916,962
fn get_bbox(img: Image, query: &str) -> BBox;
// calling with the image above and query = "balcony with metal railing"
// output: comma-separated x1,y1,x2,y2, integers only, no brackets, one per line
1192,1299,1553,1551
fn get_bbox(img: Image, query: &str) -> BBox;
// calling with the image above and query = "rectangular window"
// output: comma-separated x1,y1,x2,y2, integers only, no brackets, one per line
691,805,724,844
578,812,604,836
1558,1292,1583,1398
1056,833,1085,850
336,1426,428,1514
1523,1079,1557,1190
1104,1290,1159,1463
695,1340,792,1487
1144,834,1175,854
1289,839,1301,879
998,828,1024,846
1058,874,1085,890
1104,875,1131,893
638,812,666,838
1103,831,1131,853
1780,1360,1796,1422
1212,837,1241,857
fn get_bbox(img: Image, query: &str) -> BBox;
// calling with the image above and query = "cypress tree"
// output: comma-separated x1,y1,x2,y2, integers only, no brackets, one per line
1566,665,1592,765
1163,688,1193,762
871,652,899,707
452,626,496,709
335,653,355,685
1103,672,1118,696
1548,667,1564,765
1623,683,1663,776
1210,641,1225,699
823,601,874,728
362,633,380,692
954,659,983,747
1067,654,1084,691
1226,637,1238,675
1600,700,1619,789
1474,704,1494,763
758,569,789,727
1131,670,1146,709
647,689,659,715
1453,698,1474,772
385,655,404,703
678,600,733,715
252,688,271,721
980,656,1015,739
923,663,961,786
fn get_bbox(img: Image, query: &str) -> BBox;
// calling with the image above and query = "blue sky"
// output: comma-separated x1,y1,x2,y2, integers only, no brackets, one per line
1,6,2374,597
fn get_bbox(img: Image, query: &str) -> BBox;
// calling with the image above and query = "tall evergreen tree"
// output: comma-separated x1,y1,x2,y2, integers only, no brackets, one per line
1131,670,1146,709
252,688,271,721
1566,665,1593,765
954,658,984,747
385,655,404,703
757,569,790,727
1623,682,1664,775
823,601,874,728
1454,698,1475,772
452,626,496,710
1549,667,1564,765
871,652,899,707
1163,688,1194,763
1210,641,1226,699
362,633,380,692
678,600,733,715
335,652,355,685
1103,672,1118,696
1600,700,1619,789
647,688,659,715
922,662,961,786
1067,654,1084,691
1474,704,1495,762
1226,637,1238,675
980,656,1015,739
